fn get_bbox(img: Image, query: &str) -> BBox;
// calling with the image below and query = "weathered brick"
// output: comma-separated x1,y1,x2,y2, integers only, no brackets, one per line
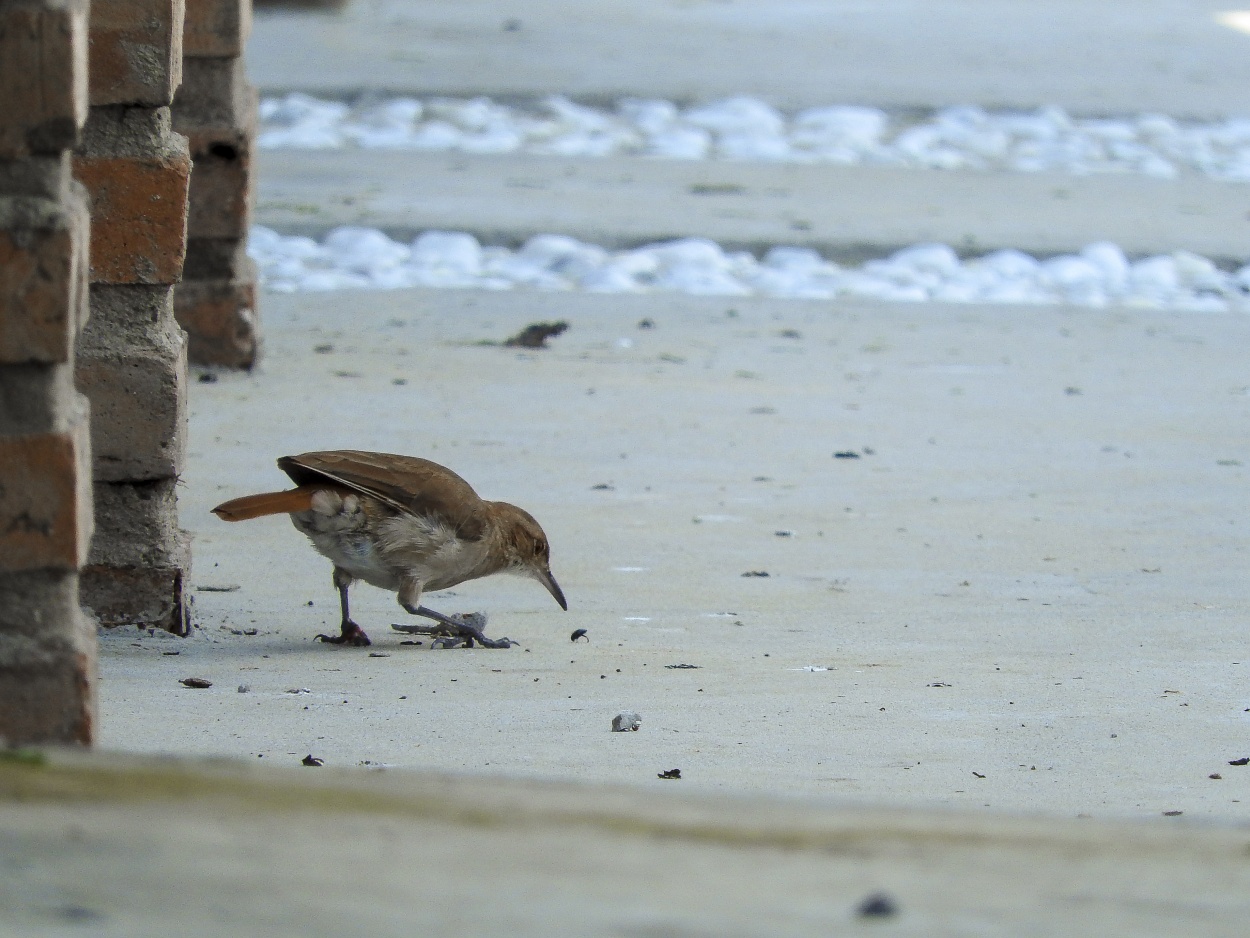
0,570,95,744
0,152,74,199
0,362,81,437
183,0,250,58
0,407,92,573
187,140,253,239
74,106,190,285
175,267,258,368
0,0,89,158
76,285,187,482
88,0,185,107
182,235,248,280
81,562,189,634
172,55,255,134
0,182,89,364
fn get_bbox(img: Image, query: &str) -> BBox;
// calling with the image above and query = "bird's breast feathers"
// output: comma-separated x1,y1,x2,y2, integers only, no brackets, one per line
290,491,490,593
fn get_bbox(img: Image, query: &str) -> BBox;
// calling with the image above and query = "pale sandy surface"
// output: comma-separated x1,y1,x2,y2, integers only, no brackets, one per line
98,288,1250,821
255,149,1250,261
6,752,1250,936
248,0,1250,118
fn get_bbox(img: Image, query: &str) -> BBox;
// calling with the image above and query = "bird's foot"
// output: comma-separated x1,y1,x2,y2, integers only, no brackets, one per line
391,611,514,649
316,620,371,647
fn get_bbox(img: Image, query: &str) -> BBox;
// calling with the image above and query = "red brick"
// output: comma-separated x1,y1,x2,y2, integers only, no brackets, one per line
175,267,258,368
0,413,92,573
88,0,184,107
73,110,191,285
183,0,250,57
0,184,90,364
0,0,89,157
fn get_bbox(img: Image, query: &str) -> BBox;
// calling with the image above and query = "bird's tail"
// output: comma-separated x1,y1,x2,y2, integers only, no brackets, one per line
212,486,321,521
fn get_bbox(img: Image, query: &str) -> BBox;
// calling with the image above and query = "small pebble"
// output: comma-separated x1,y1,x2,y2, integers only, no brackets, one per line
612,711,642,732
237,684,250,693
856,893,899,918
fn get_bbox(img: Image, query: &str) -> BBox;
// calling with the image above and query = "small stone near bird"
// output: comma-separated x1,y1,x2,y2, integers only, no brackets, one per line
180,677,212,688
571,628,589,642
504,321,568,348
657,768,682,779
856,892,898,918
302,755,324,767
612,711,642,732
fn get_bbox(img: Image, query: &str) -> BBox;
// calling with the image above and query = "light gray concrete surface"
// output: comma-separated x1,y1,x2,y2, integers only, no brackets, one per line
257,149,1250,260
248,1,1250,118
6,751,1250,936
97,288,1250,822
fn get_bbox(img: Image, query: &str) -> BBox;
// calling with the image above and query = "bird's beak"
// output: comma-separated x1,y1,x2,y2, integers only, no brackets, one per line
536,567,567,610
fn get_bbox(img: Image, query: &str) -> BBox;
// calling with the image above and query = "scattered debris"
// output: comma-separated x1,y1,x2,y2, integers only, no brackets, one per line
237,685,250,694
657,768,682,779
637,318,655,329
196,584,240,592
1210,773,1223,779
612,711,642,732
286,687,311,695
302,755,324,767
504,320,568,348
833,451,861,459
1162,810,1183,816
197,372,218,384
570,629,589,642
777,328,803,339
928,682,952,688
856,893,899,918
368,652,391,658
774,530,793,537
665,664,700,669
741,570,770,577
229,627,259,636
789,666,829,672
162,651,180,656
313,343,334,353
590,483,614,490
179,677,212,689
972,771,986,778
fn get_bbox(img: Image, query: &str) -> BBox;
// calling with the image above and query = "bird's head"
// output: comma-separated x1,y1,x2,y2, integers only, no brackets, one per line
490,502,567,611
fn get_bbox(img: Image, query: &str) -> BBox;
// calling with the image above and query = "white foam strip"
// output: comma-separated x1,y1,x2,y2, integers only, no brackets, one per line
248,225,1250,313
258,93,1250,182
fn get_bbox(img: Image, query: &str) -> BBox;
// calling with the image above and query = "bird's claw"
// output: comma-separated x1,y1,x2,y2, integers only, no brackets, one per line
316,622,371,647
391,612,514,649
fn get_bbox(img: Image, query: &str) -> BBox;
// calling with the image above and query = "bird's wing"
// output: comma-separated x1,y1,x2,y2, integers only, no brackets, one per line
277,450,489,541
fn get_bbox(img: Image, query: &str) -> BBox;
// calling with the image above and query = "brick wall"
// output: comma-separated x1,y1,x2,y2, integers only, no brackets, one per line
174,0,260,369
0,0,97,744
74,0,192,635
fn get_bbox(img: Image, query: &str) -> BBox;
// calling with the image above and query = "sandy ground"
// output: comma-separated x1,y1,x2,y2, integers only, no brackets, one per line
255,149,1250,261
98,287,1250,821
247,0,1250,117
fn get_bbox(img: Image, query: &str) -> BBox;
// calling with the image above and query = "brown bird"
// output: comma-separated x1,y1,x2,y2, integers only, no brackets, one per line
211,450,566,647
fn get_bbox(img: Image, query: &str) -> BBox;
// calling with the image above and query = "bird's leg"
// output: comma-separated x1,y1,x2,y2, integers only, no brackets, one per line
316,568,371,646
390,578,512,648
